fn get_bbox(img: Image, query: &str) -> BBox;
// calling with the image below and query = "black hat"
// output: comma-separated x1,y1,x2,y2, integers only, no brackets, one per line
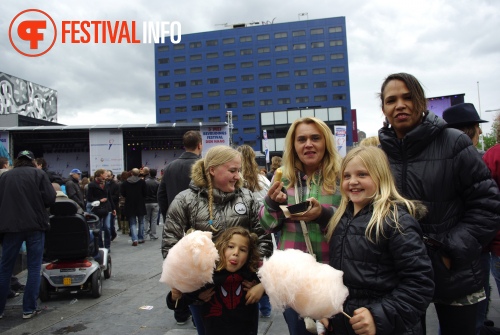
17,150,35,160
442,103,488,128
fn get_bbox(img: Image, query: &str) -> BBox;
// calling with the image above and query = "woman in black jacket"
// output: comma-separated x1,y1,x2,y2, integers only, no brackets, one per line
378,73,500,335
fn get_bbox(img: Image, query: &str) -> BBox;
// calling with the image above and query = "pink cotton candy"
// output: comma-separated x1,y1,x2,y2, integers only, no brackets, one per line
159,230,219,293
258,249,349,320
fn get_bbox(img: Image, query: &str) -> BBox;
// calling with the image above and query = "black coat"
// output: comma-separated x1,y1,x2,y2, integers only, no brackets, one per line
87,181,114,213
120,176,147,217
379,111,500,300
65,176,85,210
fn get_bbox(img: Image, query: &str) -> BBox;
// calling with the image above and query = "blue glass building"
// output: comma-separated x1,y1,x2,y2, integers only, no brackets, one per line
155,16,352,153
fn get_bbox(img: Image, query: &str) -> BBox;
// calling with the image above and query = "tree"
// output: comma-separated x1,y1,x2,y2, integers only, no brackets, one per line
479,113,500,151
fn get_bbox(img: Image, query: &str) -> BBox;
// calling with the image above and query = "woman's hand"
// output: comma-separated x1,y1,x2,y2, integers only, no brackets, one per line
350,307,376,335
291,197,321,222
245,283,265,304
268,181,287,203
198,287,215,302
171,288,183,301
100,198,107,203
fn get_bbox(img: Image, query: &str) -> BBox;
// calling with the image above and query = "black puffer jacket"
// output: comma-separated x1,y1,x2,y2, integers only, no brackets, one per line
379,111,500,300
329,203,434,335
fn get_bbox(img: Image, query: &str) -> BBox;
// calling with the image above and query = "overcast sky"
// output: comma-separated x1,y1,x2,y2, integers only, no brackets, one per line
2,0,500,137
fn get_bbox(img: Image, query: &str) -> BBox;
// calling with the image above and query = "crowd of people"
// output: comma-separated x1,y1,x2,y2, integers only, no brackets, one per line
1,73,500,335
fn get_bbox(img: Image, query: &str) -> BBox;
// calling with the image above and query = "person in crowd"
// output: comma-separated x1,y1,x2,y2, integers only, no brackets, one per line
105,170,119,241
162,145,273,335
120,168,147,246
143,167,159,240
65,168,85,210
158,130,202,325
378,72,500,335
0,150,56,319
87,169,115,251
266,156,282,182
324,146,434,335
237,144,273,318
80,176,90,203
359,136,380,147
0,157,10,175
259,116,342,335
167,227,264,335
118,171,131,235
35,157,65,185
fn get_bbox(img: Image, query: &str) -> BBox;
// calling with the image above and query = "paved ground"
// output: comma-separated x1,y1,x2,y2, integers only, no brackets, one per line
2,223,499,334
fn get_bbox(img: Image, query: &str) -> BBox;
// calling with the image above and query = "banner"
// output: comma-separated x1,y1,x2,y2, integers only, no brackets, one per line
89,129,124,175
334,125,347,158
263,129,269,164
200,125,229,156
0,131,11,164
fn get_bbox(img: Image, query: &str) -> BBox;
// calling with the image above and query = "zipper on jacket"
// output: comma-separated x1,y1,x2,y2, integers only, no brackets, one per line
400,138,408,195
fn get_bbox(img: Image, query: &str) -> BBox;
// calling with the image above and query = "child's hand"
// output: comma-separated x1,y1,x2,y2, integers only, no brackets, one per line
198,287,215,302
349,307,376,335
245,283,264,304
171,288,183,301
242,279,257,291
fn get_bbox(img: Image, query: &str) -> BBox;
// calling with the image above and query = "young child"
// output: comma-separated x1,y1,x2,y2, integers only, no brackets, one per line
167,227,265,335
324,146,434,335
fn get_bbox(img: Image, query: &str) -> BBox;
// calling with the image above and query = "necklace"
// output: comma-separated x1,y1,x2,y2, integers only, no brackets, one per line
296,170,321,202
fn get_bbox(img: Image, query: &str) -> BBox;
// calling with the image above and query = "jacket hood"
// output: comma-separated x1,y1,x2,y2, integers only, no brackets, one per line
126,175,141,183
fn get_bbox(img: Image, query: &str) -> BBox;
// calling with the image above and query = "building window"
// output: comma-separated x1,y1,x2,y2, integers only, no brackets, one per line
293,44,306,50
242,101,255,107
313,68,326,74
189,41,202,48
259,73,272,79
191,105,203,111
190,54,202,61
259,86,272,93
243,114,256,120
274,32,287,38
329,26,343,33
173,44,185,50
278,98,291,105
258,47,270,53
175,106,187,112
207,65,219,71
206,52,218,59
174,68,186,75
260,99,272,106
314,81,327,88
222,38,235,44
241,74,254,81
333,94,346,100
240,36,252,42
296,97,309,103
208,103,220,110
158,70,169,76
257,34,270,40
276,71,289,78
330,53,344,59
296,83,308,89
276,58,289,65
158,83,170,89
176,119,187,123
243,127,256,134
241,62,253,68
192,117,203,122
224,63,236,70
208,91,220,97
277,85,290,91
191,67,202,73
330,40,343,46
294,56,307,63
158,58,169,64
191,92,203,98
175,94,186,100
332,80,346,86
209,116,221,122
258,60,271,66
240,49,252,55
292,30,306,37
312,55,325,61
207,78,219,84
311,42,325,48
225,89,237,95
241,87,254,94
223,50,236,57
224,76,236,82
174,81,186,87
225,102,238,108
331,66,345,73
311,28,324,35
294,70,307,76
206,39,218,46
275,45,288,52
158,45,169,52
314,95,327,102
174,56,185,62
159,95,170,101
191,79,203,86
159,108,170,114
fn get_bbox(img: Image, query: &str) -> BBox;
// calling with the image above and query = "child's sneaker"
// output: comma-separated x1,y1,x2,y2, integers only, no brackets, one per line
22,308,42,319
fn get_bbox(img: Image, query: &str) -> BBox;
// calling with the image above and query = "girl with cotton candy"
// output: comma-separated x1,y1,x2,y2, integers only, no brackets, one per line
324,146,434,335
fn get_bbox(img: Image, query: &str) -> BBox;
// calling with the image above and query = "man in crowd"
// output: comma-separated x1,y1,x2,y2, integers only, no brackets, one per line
143,167,159,240
65,168,85,210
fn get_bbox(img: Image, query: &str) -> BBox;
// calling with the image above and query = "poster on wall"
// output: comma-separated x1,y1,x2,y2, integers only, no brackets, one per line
334,125,347,158
89,129,124,175
200,125,229,156
0,131,10,162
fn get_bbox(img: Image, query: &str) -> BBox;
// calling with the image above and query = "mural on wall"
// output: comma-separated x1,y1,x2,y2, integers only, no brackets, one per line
0,72,58,122
44,152,90,178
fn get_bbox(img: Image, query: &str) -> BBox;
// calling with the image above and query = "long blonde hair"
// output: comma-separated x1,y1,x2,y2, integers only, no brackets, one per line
237,144,262,192
282,117,340,194
326,146,420,243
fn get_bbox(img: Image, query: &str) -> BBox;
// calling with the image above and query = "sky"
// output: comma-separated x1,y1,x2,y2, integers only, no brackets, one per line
2,0,500,137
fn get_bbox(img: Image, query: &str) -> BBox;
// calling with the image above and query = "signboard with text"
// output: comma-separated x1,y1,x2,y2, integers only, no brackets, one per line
200,125,230,156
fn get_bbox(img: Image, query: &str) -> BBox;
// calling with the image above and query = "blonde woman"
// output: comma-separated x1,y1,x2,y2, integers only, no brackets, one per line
324,146,433,335
161,145,273,335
